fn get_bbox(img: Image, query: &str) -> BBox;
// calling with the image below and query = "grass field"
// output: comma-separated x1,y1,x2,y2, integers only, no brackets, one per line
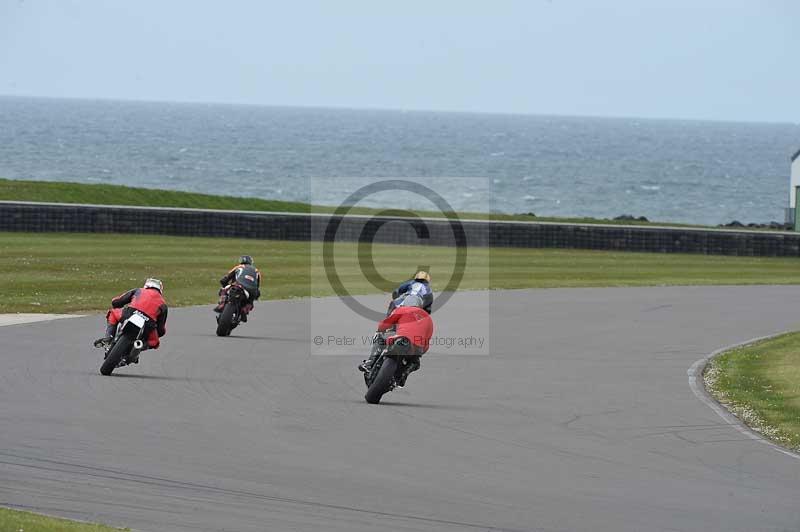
2,231,800,314
705,332,800,451
0,177,706,227
0,507,127,532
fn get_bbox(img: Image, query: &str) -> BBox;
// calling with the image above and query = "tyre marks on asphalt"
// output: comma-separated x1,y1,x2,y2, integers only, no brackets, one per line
0,450,531,532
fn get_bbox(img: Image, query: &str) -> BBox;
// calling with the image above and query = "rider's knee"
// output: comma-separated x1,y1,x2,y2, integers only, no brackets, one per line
387,337,412,356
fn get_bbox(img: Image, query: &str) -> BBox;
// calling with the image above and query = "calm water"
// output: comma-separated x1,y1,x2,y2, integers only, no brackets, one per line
1,96,798,225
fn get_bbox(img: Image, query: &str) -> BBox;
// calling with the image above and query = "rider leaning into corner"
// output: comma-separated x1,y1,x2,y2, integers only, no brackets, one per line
93,278,168,359
388,270,433,315
215,255,262,322
360,294,434,387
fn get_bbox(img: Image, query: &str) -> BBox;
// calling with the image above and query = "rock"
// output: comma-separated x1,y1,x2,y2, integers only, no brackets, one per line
613,215,649,223
720,220,792,230
768,221,791,230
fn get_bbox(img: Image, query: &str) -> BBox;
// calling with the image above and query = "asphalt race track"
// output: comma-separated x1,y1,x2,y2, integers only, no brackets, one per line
2,286,800,532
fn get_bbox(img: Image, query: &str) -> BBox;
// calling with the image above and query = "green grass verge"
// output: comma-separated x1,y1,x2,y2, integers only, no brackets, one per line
0,507,127,532
0,178,708,227
705,332,800,451
0,177,313,213
2,231,800,314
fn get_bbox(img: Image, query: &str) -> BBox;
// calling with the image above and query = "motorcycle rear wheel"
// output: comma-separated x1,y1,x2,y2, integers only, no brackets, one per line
100,335,132,375
365,357,397,404
216,302,236,336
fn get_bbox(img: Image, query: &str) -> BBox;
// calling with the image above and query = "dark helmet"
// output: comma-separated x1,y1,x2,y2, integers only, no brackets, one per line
239,255,254,266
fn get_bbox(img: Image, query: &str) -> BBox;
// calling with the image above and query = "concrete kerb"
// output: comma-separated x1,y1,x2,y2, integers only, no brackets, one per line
687,332,800,461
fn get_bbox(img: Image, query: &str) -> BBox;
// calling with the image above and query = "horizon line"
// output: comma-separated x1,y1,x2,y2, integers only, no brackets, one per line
1,92,798,128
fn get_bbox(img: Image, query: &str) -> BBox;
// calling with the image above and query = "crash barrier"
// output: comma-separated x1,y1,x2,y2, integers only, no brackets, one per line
1,201,799,257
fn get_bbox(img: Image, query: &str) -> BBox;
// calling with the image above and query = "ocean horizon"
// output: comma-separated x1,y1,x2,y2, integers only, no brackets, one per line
2,95,798,225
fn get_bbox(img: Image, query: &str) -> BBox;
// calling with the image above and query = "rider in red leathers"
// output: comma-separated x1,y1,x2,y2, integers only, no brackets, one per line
93,278,168,355
359,294,434,387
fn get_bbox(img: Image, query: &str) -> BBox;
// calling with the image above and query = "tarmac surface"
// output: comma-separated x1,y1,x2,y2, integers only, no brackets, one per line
2,286,800,532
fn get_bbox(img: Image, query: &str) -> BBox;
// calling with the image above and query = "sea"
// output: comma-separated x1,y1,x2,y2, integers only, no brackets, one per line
1,95,798,226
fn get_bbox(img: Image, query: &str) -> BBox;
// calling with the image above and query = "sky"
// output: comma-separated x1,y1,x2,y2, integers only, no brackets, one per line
0,0,798,123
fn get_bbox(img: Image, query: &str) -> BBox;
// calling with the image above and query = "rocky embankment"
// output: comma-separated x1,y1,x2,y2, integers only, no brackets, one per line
718,220,792,230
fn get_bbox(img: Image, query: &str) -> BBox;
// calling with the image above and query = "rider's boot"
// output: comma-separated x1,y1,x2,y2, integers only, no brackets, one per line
396,359,421,388
214,289,227,313
240,303,253,322
93,324,116,348
358,352,379,373
359,334,385,372
93,337,112,348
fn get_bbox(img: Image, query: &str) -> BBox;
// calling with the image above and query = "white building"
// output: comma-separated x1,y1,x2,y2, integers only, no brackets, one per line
790,148,800,226
792,148,800,207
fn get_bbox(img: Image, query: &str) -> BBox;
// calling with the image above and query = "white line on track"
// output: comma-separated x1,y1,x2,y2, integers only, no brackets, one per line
0,314,83,327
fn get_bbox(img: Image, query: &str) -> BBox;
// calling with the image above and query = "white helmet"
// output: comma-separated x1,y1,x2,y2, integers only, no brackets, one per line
143,278,163,293
400,294,423,308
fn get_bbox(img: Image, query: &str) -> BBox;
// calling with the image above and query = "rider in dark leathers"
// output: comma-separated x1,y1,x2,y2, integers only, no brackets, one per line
215,255,262,322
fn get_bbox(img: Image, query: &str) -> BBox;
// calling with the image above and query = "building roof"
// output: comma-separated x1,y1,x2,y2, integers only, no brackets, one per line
793,147,800,162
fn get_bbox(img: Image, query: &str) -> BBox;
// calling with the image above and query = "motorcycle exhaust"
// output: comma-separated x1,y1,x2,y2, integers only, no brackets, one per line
133,339,144,350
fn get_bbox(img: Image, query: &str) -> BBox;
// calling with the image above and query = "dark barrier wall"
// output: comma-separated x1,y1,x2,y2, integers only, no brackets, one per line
2,201,799,257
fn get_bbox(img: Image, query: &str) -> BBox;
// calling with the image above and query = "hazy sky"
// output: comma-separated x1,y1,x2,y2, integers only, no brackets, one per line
1,0,798,122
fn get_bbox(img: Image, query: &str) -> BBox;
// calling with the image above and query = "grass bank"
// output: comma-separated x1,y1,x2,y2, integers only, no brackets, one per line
705,332,800,451
0,177,701,226
0,177,313,213
0,507,127,532
2,231,800,314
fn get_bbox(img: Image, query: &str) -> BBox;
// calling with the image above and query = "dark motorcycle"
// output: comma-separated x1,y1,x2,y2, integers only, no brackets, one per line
363,331,418,404
216,283,248,336
99,310,149,375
